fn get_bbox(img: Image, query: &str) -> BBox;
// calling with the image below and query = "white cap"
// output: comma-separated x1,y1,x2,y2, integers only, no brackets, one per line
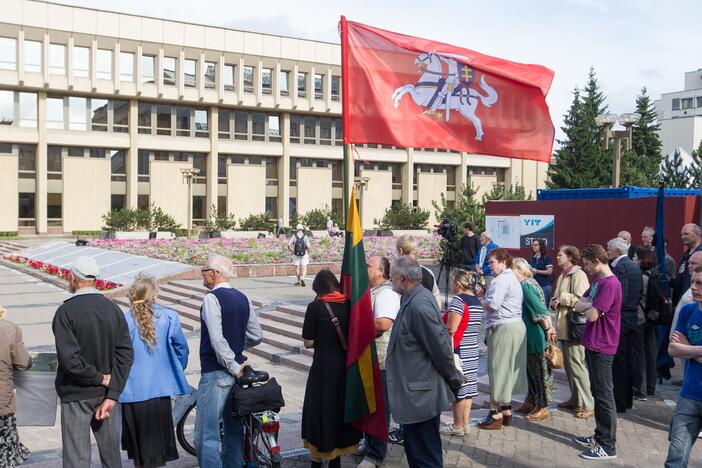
70,256,100,279
296,223,304,231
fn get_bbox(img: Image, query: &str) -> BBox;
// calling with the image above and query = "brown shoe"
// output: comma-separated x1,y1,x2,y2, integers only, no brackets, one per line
525,408,551,422
557,401,578,410
515,401,535,414
477,415,503,430
574,409,593,419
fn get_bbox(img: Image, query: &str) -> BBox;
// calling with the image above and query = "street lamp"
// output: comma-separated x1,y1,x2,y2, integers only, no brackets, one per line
354,176,370,227
180,168,200,238
595,112,641,188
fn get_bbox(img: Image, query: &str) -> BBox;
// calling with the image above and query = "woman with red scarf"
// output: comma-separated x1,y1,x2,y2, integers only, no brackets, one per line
301,269,361,468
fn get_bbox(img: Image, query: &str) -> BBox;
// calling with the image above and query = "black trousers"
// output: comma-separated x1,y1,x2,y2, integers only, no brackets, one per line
612,326,644,413
634,322,659,396
403,414,443,468
586,350,617,451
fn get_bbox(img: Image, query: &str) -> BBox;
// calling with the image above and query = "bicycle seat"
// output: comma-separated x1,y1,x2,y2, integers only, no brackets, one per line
238,366,269,386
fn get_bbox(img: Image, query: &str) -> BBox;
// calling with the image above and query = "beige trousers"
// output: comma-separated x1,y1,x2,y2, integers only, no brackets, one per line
560,340,594,411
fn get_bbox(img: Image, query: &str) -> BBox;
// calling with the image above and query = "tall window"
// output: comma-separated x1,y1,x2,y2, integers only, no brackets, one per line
218,109,230,138
138,103,151,134
280,70,289,96
672,99,680,111
243,66,254,93
18,144,36,179
319,118,332,145
163,56,176,85
304,116,316,144
0,37,16,70
331,75,340,101
314,73,323,99
47,96,64,129
297,72,307,97
224,64,235,91
24,40,41,73
18,93,37,127
204,61,216,89
90,98,107,131
119,51,134,81
47,146,62,179
268,115,281,142
195,109,208,137
682,98,693,110
73,46,89,78
290,115,301,143
184,58,196,87
113,100,128,133
141,55,155,83
96,49,112,80
234,111,247,140
49,44,66,75
69,97,87,130
252,113,265,141
262,68,272,94
176,107,190,136
156,105,171,135
0,90,12,124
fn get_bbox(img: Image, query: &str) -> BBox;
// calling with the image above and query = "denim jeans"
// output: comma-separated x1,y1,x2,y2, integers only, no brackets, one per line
665,396,702,468
363,370,390,464
585,350,617,451
195,370,244,468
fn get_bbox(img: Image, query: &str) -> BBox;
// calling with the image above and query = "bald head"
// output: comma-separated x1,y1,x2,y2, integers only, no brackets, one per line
682,224,702,248
617,231,632,244
689,251,702,274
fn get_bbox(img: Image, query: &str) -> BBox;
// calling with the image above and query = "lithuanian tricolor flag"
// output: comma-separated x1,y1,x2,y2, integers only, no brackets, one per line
341,187,388,440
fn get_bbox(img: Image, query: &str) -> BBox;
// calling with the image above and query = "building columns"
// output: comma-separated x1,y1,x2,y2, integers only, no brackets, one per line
402,147,414,205
207,106,219,213
126,99,139,208
35,92,47,233
456,151,469,191
278,112,291,226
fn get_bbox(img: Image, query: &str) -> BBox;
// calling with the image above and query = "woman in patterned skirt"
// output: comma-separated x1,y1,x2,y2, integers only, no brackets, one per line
440,269,483,436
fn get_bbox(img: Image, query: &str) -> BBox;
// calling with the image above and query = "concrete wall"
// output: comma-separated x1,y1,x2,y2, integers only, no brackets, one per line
417,172,447,226
150,160,191,227
0,155,18,231
659,116,702,156
361,169,392,229
297,166,332,215
227,164,266,220
62,157,110,231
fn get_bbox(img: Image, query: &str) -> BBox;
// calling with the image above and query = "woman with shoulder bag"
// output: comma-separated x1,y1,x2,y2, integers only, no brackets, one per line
440,269,483,436
549,245,594,419
301,270,361,468
513,259,557,421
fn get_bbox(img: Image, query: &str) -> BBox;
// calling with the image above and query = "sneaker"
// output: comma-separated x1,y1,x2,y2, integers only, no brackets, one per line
357,459,378,468
633,392,648,401
388,428,404,445
580,445,617,460
439,423,466,436
574,435,598,448
300,279,306,287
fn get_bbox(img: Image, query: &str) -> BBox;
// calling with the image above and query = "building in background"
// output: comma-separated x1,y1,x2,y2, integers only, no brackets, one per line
656,68,702,157
0,0,548,234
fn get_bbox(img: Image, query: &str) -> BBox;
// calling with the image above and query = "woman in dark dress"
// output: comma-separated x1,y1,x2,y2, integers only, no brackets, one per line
529,239,554,305
301,270,361,468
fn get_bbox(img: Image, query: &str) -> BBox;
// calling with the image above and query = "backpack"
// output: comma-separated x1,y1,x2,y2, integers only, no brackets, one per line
293,235,308,257
643,272,673,325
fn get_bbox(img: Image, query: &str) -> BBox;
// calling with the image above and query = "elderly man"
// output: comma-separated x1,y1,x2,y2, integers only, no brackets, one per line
386,256,463,468
476,231,498,280
195,255,262,468
53,256,133,467
617,230,637,259
675,224,702,305
641,226,655,249
358,256,401,468
665,264,702,467
607,237,643,414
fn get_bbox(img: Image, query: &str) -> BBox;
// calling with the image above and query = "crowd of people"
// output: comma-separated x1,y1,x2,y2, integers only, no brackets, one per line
0,222,701,467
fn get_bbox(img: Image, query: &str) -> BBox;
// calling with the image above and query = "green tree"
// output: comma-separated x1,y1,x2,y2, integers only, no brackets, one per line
685,140,702,188
547,68,610,188
660,149,691,188
375,202,430,230
620,87,663,187
433,183,485,233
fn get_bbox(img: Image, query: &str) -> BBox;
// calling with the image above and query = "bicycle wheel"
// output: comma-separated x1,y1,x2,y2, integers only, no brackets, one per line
176,403,197,456
252,426,282,467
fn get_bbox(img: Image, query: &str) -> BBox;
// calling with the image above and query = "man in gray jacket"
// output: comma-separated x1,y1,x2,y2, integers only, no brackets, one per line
386,256,463,468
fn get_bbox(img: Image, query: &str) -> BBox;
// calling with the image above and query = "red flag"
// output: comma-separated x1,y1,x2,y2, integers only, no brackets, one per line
340,18,555,163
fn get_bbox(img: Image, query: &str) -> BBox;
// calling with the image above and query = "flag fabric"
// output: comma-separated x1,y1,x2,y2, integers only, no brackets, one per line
655,183,669,293
340,187,388,440
340,17,555,163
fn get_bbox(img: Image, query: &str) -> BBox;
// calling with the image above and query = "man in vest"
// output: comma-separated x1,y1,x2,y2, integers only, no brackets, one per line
195,255,262,468
358,256,401,468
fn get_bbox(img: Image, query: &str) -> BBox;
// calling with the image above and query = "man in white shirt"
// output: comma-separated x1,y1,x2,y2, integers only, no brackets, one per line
288,224,311,286
358,256,400,468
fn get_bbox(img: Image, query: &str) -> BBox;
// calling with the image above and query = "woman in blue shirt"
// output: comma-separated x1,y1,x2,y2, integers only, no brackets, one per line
120,275,190,468
529,239,554,305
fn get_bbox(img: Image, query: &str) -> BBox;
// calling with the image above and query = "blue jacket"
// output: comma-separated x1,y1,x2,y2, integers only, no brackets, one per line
477,241,499,276
119,304,190,403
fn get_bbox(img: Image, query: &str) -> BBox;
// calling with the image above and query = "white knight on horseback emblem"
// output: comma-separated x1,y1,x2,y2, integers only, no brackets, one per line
391,52,498,141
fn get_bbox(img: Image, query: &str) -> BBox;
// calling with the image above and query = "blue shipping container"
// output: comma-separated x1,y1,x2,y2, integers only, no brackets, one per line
537,186,699,201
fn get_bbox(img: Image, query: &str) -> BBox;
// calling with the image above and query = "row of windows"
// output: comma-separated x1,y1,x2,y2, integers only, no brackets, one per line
217,155,278,181
137,103,209,137
672,97,702,111
290,115,343,145
47,95,128,132
218,110,280,142
0,37,340,99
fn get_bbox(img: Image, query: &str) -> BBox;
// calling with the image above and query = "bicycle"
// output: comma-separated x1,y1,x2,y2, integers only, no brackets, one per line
175,367,283,467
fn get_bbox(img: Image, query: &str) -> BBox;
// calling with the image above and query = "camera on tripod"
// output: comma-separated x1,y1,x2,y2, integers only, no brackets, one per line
436,219,458,241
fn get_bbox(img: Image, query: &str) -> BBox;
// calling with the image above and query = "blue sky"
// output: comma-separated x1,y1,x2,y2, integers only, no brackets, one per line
59,0,702,146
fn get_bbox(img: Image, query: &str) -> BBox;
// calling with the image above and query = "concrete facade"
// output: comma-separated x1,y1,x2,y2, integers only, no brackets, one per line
655,68,702,156
0,0,548,234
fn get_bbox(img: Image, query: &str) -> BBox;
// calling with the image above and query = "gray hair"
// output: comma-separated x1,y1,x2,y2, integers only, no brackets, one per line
642,226,656,236
512,258,533,278
481,231,492,240
607,237,630,256
392,255,422,282
206,255,233,278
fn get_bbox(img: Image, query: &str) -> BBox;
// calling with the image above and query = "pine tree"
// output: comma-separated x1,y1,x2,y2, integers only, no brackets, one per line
547,67,610,188
620,87,663,187
660,149,691,188
685,140,702,187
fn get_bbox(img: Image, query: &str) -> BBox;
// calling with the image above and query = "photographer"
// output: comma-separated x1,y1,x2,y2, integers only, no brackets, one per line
460,222,481,271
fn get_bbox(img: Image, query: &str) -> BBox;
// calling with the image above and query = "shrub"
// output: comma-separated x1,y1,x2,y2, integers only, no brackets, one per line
239,213,273,232
374,202,429,230
102,208,138,231
102,204,182,232
72,230,102,236
299,207,331,230
204,204,236,233
150,206,181,232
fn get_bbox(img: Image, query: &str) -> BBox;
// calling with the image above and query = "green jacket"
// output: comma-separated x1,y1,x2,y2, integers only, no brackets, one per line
521,278,548,355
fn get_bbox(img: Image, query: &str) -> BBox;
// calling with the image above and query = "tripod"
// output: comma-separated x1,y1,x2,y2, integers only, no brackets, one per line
435,237,455,308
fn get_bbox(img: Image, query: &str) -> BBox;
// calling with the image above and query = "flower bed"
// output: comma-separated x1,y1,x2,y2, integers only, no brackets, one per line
90,236,443,266
6,255,121,290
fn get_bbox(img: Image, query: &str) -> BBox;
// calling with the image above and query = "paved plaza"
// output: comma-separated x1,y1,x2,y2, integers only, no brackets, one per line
1,261,701,467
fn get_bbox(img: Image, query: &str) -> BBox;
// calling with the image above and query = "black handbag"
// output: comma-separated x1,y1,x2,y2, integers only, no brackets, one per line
565,275,586,341
230,378,285,417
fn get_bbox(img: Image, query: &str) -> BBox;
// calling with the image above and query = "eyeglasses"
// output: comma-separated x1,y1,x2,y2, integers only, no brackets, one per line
201,268,214,274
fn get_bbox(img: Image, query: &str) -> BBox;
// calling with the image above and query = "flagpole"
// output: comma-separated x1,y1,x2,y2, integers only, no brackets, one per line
340,16,352,225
